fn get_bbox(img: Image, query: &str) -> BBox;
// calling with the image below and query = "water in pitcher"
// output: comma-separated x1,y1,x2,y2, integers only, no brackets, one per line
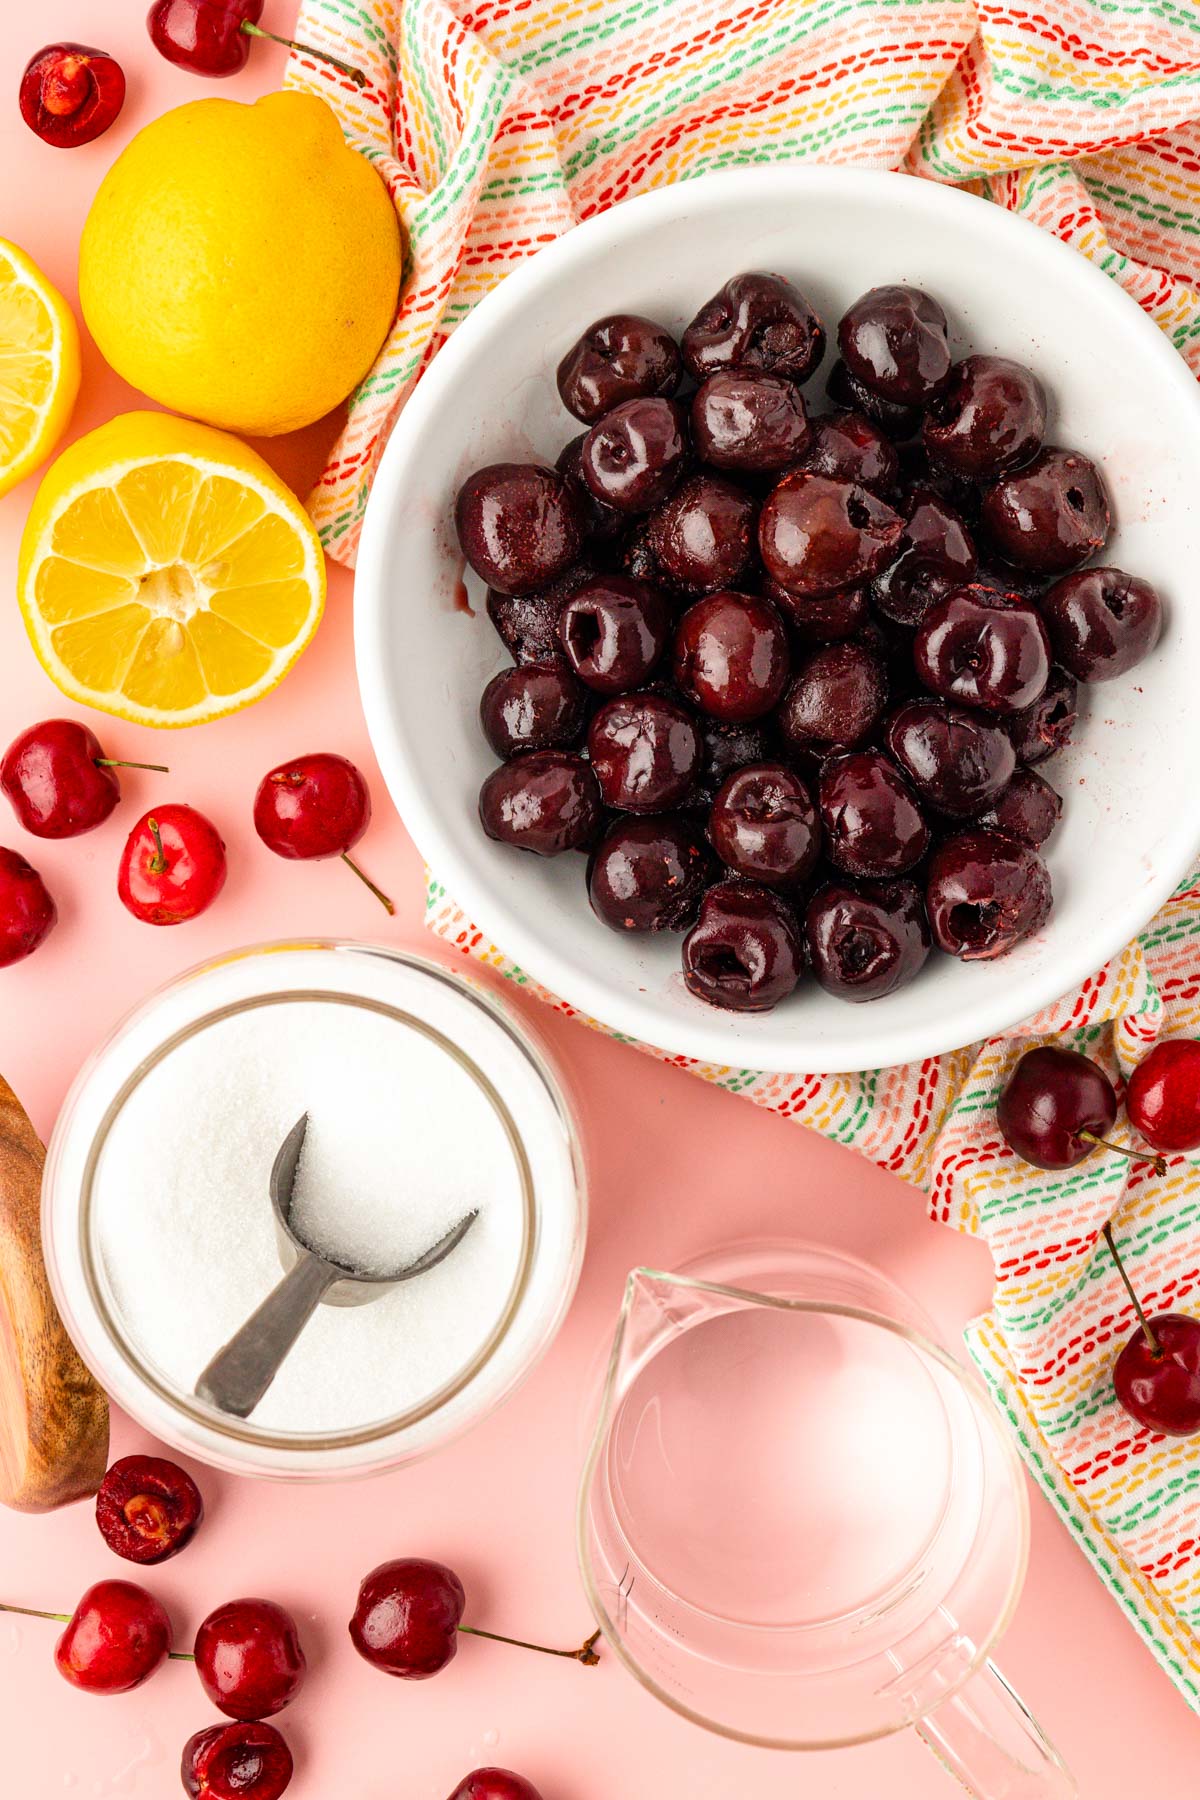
606,1300,956,1630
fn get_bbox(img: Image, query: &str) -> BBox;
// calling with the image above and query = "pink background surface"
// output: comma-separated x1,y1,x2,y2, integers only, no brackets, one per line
0,5,1197,1793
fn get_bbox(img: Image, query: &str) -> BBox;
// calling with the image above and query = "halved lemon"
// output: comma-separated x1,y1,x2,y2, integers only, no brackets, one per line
0,238,81,499
18,412,326,728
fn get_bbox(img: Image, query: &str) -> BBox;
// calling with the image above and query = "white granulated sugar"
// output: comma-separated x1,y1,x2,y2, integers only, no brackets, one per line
93,999,525,1434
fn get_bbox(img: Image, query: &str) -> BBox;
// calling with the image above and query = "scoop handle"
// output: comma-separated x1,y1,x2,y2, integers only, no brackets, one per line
195,1253,339,1420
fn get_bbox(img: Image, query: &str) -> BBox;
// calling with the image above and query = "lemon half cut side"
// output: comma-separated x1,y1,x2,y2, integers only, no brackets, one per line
0,238,81,499
17,413,326,729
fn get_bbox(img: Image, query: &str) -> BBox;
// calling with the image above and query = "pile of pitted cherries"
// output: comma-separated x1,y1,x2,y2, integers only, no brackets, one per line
4,1453,593,1798
456,274,1163,1015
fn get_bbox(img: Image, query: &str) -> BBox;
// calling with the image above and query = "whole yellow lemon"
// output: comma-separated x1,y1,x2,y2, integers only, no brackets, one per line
79,91,402,437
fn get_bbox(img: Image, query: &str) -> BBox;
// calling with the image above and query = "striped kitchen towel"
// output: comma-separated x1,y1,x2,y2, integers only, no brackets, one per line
286,0,1200,1712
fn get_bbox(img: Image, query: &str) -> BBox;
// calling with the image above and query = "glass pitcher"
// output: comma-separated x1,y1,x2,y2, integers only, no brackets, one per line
577,1241,1077,1797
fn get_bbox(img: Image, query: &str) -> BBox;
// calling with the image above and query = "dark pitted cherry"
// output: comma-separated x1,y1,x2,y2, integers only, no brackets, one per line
456,463,585,595
923,354,1047,479
559,574,671,693
580,397,688,513
682,880,804,1013
758,471,903,599
687,718,773,811
914,584,1050,716
479,751,601,855
762,575,867,644
556,435,625,543
837,285,951,406
479,664,589,757
925,829,1052,959
798,409,899,495
690,370,810,472
884,698,1015,818
826,359,922,440
1014,670,1078,767
980,446,1110,573
486,558,599,665
588,814,712,932
974,766,1062,847
1039,566,1163,682
708,762,820,888
805,878,930,1002
870,488,976,628
587,692,701,813
645,472,757,594
681,272,824,384
672,590,789,723
776,640,888,759
556,314,682,423
818,750,930,878
1004,665,1078,765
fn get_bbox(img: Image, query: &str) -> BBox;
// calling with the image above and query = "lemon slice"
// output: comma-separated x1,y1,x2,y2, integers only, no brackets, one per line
18,412,326,728
0,238,81,500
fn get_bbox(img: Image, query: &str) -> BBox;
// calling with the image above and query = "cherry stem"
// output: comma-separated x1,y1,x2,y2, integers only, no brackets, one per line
342,852,395,916
1102,1221,1163,1358
0,1602,68,1625
147,816,168,878
95,759,169,774
1079,1130,1166,1178
240,21,368,87
0,1601,195,1658
457,1624,602,1666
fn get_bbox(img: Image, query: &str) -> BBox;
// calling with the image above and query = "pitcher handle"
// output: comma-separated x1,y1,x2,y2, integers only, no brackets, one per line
915,1658,1078,1798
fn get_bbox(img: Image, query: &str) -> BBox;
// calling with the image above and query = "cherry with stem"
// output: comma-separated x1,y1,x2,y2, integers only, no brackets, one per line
0,1599,195,1661
1104,1223,1200,1437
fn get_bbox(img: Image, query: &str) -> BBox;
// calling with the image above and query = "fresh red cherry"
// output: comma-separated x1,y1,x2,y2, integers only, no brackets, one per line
1,719,167,839
1126,1039,1200,1153
181,1721,293,1800
997,1045,1164,1173
194,1599,306,1722
1104,1224,1200,1437
253,752,393,913
447,1773,544,1800
19,43,126,148
96,1455,204,1566
148,0,366,86
0,848,57,967
118,805,227,926
349,1558,601,1679
54,1580,172,1695
350,1559,465,1679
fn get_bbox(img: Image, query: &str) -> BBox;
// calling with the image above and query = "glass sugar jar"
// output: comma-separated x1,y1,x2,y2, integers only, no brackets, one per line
43,941,586,1480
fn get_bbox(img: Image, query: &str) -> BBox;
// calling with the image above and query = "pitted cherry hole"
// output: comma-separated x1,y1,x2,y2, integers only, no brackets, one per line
847,494,872,530
567,610,603,661
949,900,1001,948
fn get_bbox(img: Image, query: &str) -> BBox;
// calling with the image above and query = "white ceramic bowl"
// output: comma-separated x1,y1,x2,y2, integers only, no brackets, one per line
356,168,1200,1074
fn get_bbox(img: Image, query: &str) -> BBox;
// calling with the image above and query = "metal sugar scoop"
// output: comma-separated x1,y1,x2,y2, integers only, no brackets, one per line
196,1113,479,1420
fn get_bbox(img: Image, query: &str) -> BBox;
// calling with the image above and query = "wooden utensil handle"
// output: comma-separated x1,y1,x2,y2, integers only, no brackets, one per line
0,1076,108,1512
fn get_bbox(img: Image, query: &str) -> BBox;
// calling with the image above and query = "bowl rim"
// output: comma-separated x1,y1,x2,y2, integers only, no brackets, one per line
355,165,1200,1073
